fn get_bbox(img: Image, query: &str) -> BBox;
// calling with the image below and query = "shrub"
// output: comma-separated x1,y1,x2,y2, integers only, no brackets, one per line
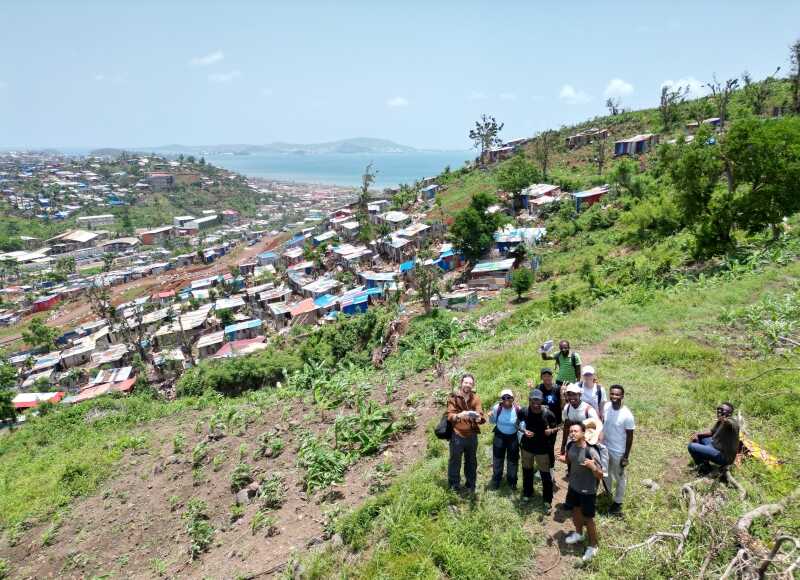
182,499,214,559
510,267,534,300
257,473,286,510
230,463,253,492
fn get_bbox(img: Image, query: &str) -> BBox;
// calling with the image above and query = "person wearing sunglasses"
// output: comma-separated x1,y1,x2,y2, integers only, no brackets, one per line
688,402,740,474
488,388,520,490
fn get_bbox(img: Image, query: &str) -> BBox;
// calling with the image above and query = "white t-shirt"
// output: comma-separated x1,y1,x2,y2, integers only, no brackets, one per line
602,402,635,455
563,401,598,424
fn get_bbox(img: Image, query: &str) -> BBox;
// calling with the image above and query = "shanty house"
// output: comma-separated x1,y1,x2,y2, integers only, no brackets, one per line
196,330,225,359
573,185,610,212
613,133,659,157
469,258,516,289
139,226,175,246
224,319,263,341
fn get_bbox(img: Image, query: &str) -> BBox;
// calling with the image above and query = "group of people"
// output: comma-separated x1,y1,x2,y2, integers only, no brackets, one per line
444,339,740,563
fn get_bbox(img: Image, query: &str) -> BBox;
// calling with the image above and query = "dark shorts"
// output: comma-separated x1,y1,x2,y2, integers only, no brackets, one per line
565,487,596,518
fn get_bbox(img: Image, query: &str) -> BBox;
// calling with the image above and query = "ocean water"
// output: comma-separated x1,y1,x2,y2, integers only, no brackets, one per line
204,151,473,189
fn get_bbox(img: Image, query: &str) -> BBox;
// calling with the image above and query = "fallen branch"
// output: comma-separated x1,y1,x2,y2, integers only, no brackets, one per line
724,470,747,501
758,534,800,578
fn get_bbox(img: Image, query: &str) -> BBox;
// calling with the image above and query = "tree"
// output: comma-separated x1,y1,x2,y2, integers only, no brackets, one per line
741,68,780,116
449,192,507,265
686,98,714,127
606,97,622,116
102,253,115,272
412,250,442,314
120,205,134,235
0,361,17,424
532,130,556,180
791,38,800,114
358,163,376,214
495,154,540,197
595,137,607,175
510,267,534,301
705,75,740,128
22,317,58,351
217,308,235,328
55,256,76,278
469,114,504,156
724,116,800,238
659,84,689,129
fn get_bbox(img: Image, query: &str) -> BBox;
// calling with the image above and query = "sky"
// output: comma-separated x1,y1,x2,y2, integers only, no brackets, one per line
1,0,798,150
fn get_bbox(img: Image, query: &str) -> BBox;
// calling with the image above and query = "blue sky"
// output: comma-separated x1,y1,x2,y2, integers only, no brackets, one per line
1,0,798,150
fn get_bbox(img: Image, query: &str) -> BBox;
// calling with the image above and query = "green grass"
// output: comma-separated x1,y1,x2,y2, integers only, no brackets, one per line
302,257,800,579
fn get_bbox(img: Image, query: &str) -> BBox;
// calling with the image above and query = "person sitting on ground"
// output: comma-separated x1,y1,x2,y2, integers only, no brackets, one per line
488,388,520,490
559,421,604,563
601,384,635,516
446,374,486,493
518,389,559,511
576,365,606,421
540,340,581,386
560,383,599,458
688,402,740,474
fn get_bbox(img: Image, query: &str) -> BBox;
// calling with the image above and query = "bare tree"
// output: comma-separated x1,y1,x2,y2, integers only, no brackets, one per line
358,162,376,213
532,130,556,180
659,84,689,129
469,114,504,156
741,67,780,116
791,38,800,114
605,97,622,116
705,74,740,128
412,249,441,314
595,137,607,175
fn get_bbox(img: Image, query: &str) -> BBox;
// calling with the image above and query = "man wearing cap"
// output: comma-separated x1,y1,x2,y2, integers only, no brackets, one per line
576,365,606,421
488,388,520,490
559,421,604,563
518,389,559,510
560,384,599,458
528,369,563,480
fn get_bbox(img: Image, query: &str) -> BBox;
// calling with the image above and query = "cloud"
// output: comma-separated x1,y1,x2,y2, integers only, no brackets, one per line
208,69,241,84
189,50,224,67
661,76,707,98
386,96,409,108
468,91,488,101
559,84,591,105
499,92,518,101
261,88,274,97
605,78,634,98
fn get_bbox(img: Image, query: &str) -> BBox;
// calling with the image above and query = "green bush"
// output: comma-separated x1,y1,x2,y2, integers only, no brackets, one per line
182,499,214,559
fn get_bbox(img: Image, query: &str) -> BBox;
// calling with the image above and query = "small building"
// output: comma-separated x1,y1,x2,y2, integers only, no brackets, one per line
519,184,561,213
215,295,245,313
613,133,659,157
420,184,440,200
358,271,397,293
224,319,263,341
257,251,278,266
313,230,338,247
212,336,267,359
438,289,479,311
565,128,609,149
32,294,61,313
76,214,115,230
187,215,220,231
469,258,516,289
572,185,610,212
173,215,196,228
221,209,240,224
196,330,225,359
99,237,140,254
46,229,100,254
139,226,175,246
281,247,304,267
494,226,547,254
289,298,319,326
12,391,65,411
146,172,176,191
60,340,95,369
395,222,432,247
301,277,341,299
339,221,361,241
379,211,411,231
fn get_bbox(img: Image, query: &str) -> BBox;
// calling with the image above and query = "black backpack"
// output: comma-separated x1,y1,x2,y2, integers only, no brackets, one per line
434,413,453,440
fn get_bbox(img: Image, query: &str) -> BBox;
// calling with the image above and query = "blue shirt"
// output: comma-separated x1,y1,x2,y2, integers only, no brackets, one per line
490,404,518,435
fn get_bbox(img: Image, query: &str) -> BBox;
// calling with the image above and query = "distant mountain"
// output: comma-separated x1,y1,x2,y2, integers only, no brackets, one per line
150,138,418,156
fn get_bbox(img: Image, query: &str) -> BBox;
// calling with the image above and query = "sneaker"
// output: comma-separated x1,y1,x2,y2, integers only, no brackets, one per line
565,531,585,545
543,502,552,514
609,502,622,516
582,546,598,562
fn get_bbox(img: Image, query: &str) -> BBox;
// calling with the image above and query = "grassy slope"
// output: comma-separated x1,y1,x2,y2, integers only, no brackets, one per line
303,253,800,579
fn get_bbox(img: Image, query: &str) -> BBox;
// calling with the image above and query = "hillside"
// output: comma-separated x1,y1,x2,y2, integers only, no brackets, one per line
2,71,800,580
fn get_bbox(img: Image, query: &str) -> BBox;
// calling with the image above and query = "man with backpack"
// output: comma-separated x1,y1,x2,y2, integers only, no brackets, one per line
529,368,563,477
559,421,604,563
446,374,486,493
576,365,606,421
488,388,520,490
560,384,599,458
601,385,635,516
541,339,581,386
518,389,559,511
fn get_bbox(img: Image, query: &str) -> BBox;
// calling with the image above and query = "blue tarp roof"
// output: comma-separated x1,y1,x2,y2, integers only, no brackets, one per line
259,251,277,258
224,319,262,334
439,249,454,258
400,260,415,272
313,294,338,308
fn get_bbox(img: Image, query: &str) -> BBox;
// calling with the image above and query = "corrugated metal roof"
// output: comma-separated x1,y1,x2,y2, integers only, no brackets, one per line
471,258,516,273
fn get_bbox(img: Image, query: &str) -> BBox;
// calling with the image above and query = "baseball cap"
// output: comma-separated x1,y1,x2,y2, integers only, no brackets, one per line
582,365,596,376
540,368,553,376
499,388,514,398
529,389,544,400
565,383,582,394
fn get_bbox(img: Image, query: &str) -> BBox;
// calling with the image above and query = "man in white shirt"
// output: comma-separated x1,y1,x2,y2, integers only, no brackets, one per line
577,365,606,421
560,383,599,457
601,384,635,516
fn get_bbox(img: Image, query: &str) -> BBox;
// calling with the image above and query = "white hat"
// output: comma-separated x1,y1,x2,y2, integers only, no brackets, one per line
582,365,596,376
565,383,582,394
499,388,514,398
583,417,603,445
